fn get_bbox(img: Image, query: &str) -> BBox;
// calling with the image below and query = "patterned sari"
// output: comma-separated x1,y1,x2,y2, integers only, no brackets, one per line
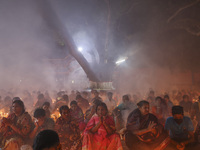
0,112,33,150
82,114,123,150
70,107,86,131
55,117,82,150
126,108,162,142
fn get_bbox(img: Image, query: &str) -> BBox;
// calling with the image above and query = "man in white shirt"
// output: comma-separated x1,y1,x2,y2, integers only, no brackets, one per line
104,92,116,113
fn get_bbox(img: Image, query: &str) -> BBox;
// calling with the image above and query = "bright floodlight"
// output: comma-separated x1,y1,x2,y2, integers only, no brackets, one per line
78,47,83,52
116,58,127,64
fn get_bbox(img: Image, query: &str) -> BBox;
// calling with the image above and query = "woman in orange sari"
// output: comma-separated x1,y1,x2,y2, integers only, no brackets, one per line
82,102,123,150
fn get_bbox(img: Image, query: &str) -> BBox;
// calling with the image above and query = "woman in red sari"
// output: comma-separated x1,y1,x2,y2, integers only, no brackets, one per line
82,102,123,150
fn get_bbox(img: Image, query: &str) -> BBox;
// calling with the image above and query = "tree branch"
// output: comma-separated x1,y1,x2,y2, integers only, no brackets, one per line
180,27,200,36
173,19,200,36
104,0,111,62
167,0,200,23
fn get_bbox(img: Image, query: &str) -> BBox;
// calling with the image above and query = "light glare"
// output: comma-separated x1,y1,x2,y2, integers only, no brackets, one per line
116,58,127,64
78,47,83,52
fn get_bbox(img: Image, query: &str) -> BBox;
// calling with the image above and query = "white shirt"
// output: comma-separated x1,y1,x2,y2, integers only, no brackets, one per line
104,99,117,112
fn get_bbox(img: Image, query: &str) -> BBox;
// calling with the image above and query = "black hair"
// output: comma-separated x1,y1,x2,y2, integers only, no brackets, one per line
37,94,44,100
155,96,162,101
137,100,149,107
59,105,69,114
76,94,82,100
82,91,88,95
34,108,46,118
12,97,21,102
155,96,167,106
183,95,189,99
164,95,169,99
33,130,60,150
13,100,25,113
93,99,102,106
62,94,69,102
172,106,184,115
57,91,64,97
122,95,129,101
70,100,77,106
42,102,50,107
96,102,108,113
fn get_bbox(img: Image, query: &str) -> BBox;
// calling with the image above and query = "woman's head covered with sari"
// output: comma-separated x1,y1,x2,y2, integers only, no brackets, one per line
96,102,108,117
59,105,70,121
12,99,25,116
137,100,149,116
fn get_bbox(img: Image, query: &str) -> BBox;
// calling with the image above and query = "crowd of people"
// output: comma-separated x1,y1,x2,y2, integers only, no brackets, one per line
1,89,200,150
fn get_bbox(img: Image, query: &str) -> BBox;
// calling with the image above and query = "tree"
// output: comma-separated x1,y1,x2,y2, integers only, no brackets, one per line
36,0,200,82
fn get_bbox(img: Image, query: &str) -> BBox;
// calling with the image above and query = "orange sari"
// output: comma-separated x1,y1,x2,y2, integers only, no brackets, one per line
82,114,123,150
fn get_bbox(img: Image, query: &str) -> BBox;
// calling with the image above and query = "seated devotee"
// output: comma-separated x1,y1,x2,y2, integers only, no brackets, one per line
75,94,90,113
164,95,174,117
84,99,102,123
29,108,55,139
179,95,192,116
55,105,82,150
113,95,136,131
91,90,103,102
82,102,123,150
70,100,86,131
125,100,163,150
53,96,68,114
42,102,51,118
33,130,61,150
116,94,136,112
158,106,195,150
34,94,46,108
148,90,156,101
44,91,52,103
0,99,33,150
104,92,116,114
81,91,89,101
154,96,168,124
62,94,69,106
191,96,200,121
69,90,76,102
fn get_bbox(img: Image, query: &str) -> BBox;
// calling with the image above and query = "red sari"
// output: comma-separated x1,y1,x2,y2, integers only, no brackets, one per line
82,114,123,150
